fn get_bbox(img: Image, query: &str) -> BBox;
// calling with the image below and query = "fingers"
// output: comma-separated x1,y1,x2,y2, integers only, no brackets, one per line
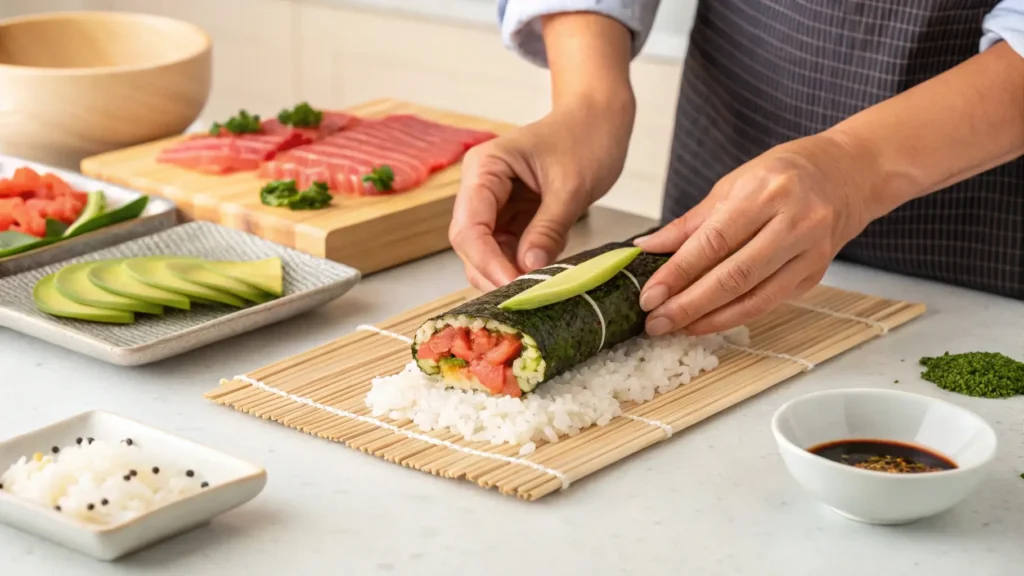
644,216,799,335
632,201,710,254
463,262,497,292
516,192,584,272
638,198,774,313
681,254,818,335
449,147,522,287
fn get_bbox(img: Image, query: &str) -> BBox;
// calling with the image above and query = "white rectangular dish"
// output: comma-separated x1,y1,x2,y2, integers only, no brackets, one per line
0,153,178,277
0,410,266,561
0,221,361,365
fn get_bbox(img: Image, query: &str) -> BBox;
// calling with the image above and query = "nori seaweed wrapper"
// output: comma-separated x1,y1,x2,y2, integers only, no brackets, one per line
414,239,670,389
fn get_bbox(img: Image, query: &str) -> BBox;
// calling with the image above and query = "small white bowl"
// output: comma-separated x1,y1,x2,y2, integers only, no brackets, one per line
771,388,997,525
0,410,266,561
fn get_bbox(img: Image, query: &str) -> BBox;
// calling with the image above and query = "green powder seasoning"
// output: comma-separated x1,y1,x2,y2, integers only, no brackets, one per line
919,352,1024,398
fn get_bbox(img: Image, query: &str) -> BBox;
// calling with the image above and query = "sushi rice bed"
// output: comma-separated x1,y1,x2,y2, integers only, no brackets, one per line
367,326,750,455
1,439,207,525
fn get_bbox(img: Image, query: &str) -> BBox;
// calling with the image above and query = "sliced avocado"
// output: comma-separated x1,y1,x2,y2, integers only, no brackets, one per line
88,260,191,311
164,261,273,304
124,257,247,308
204,257,283,297
54,260,163,314
33,273,135,324
498,247,642,311
63,191,106,237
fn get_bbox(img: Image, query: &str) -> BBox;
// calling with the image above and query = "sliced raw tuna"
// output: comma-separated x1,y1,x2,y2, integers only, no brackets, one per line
261,111,359,141
157,132,309,174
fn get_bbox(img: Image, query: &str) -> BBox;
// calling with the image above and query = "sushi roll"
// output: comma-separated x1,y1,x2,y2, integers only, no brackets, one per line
412,240,669,397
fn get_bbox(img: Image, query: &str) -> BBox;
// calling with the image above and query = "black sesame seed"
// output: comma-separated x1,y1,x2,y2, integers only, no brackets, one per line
87,503,95,511
87,437,94,444
123,475,131,481
129,469,138,477
201,482,209,488
101,498,109,506
152,467,160,474
51,446,59,454
54,505,61,512
75,437,83,445
124,438,134,446
0,483,4,490
185,470,194,478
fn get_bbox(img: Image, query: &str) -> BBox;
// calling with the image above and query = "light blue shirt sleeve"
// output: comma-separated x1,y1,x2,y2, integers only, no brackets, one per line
981,0,1024,58
498,0,661,68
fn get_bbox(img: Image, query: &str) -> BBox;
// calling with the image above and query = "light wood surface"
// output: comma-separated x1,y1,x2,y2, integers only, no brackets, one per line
80,99,517,274
205,284,926,501
0,11,211,169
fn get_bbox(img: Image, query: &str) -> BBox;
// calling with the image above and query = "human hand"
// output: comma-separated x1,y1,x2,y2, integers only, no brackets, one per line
449,99,634,291
635,132,873,336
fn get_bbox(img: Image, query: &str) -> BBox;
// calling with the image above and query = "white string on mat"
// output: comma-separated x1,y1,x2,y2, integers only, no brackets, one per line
356,324,413,344
724,343,815,371
231,374,572,490
787,301,890,334
621,414,674,438
508,273,607,352
620,269,641,292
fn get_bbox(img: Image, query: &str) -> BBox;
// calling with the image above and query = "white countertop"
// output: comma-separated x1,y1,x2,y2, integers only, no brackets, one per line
1,207,1022,575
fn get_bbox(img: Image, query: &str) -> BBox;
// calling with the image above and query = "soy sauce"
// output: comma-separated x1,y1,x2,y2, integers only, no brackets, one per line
808,439,957,474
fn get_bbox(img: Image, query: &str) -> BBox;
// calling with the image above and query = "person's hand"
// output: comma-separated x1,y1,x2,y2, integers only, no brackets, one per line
635,132,873,336
449,99,634,290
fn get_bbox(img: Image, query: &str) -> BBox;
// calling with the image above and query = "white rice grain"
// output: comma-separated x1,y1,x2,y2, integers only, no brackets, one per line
366,326,750,455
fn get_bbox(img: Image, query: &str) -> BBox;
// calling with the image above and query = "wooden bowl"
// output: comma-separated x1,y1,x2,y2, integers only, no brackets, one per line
0,11,211,168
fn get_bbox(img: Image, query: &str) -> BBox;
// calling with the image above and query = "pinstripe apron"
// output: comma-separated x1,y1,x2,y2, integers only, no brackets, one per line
663,0,1024,299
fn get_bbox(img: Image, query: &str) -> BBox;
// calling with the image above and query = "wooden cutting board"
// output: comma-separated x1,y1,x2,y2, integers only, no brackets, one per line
79,99,516,274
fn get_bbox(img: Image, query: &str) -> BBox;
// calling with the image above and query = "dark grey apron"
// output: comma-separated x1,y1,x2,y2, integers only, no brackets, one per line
664,0,1024,299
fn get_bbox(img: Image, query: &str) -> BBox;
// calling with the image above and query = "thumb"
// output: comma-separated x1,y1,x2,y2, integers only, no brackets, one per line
517,197,581,271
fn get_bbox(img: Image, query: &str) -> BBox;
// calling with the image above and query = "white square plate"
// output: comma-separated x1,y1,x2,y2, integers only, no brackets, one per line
0,410,267,561
0,221,361,365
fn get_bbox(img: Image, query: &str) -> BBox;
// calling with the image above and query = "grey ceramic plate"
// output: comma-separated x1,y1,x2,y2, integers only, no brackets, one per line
0,222,361,365
0,153,178,277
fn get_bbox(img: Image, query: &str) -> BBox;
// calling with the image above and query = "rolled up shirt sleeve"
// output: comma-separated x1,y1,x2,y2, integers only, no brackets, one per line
498,0,661,67
981,0,1024,58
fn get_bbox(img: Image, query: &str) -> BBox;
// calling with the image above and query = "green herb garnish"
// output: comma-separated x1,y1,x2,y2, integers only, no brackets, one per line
210,109,262,135
259,180,332,211
277,102,323,128
362,165,395,192
919,351,1024,398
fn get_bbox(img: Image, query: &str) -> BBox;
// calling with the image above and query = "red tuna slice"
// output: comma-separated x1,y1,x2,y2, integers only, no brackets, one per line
269,148,372,194
426,326,458,353
321,132,432,181
261,111,359,141
158,132,308,174
316,135,429,182
290,143,423,194
380,115,497,149
469,359,506,395
450,329,474,362
484,335,522,366
470,329,498,356
416,342,443,362
330,127,461,173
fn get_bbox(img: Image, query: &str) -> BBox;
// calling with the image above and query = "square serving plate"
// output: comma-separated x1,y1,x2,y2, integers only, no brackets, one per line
0,153,178,277
0,221,361,365
0,410,267,561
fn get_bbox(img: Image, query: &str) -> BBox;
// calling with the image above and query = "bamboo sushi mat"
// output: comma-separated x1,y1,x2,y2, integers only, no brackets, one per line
205,284,925,500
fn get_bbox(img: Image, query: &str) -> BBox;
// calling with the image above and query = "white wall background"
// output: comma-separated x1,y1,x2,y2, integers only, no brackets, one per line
0,0,697,219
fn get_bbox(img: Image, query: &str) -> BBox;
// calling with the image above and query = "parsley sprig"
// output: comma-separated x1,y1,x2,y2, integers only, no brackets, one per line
259,180,332,210
277,102,323,128
210,109,262,135
362,165,395,193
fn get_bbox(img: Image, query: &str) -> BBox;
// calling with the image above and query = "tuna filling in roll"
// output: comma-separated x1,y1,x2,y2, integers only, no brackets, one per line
413,317,544,398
